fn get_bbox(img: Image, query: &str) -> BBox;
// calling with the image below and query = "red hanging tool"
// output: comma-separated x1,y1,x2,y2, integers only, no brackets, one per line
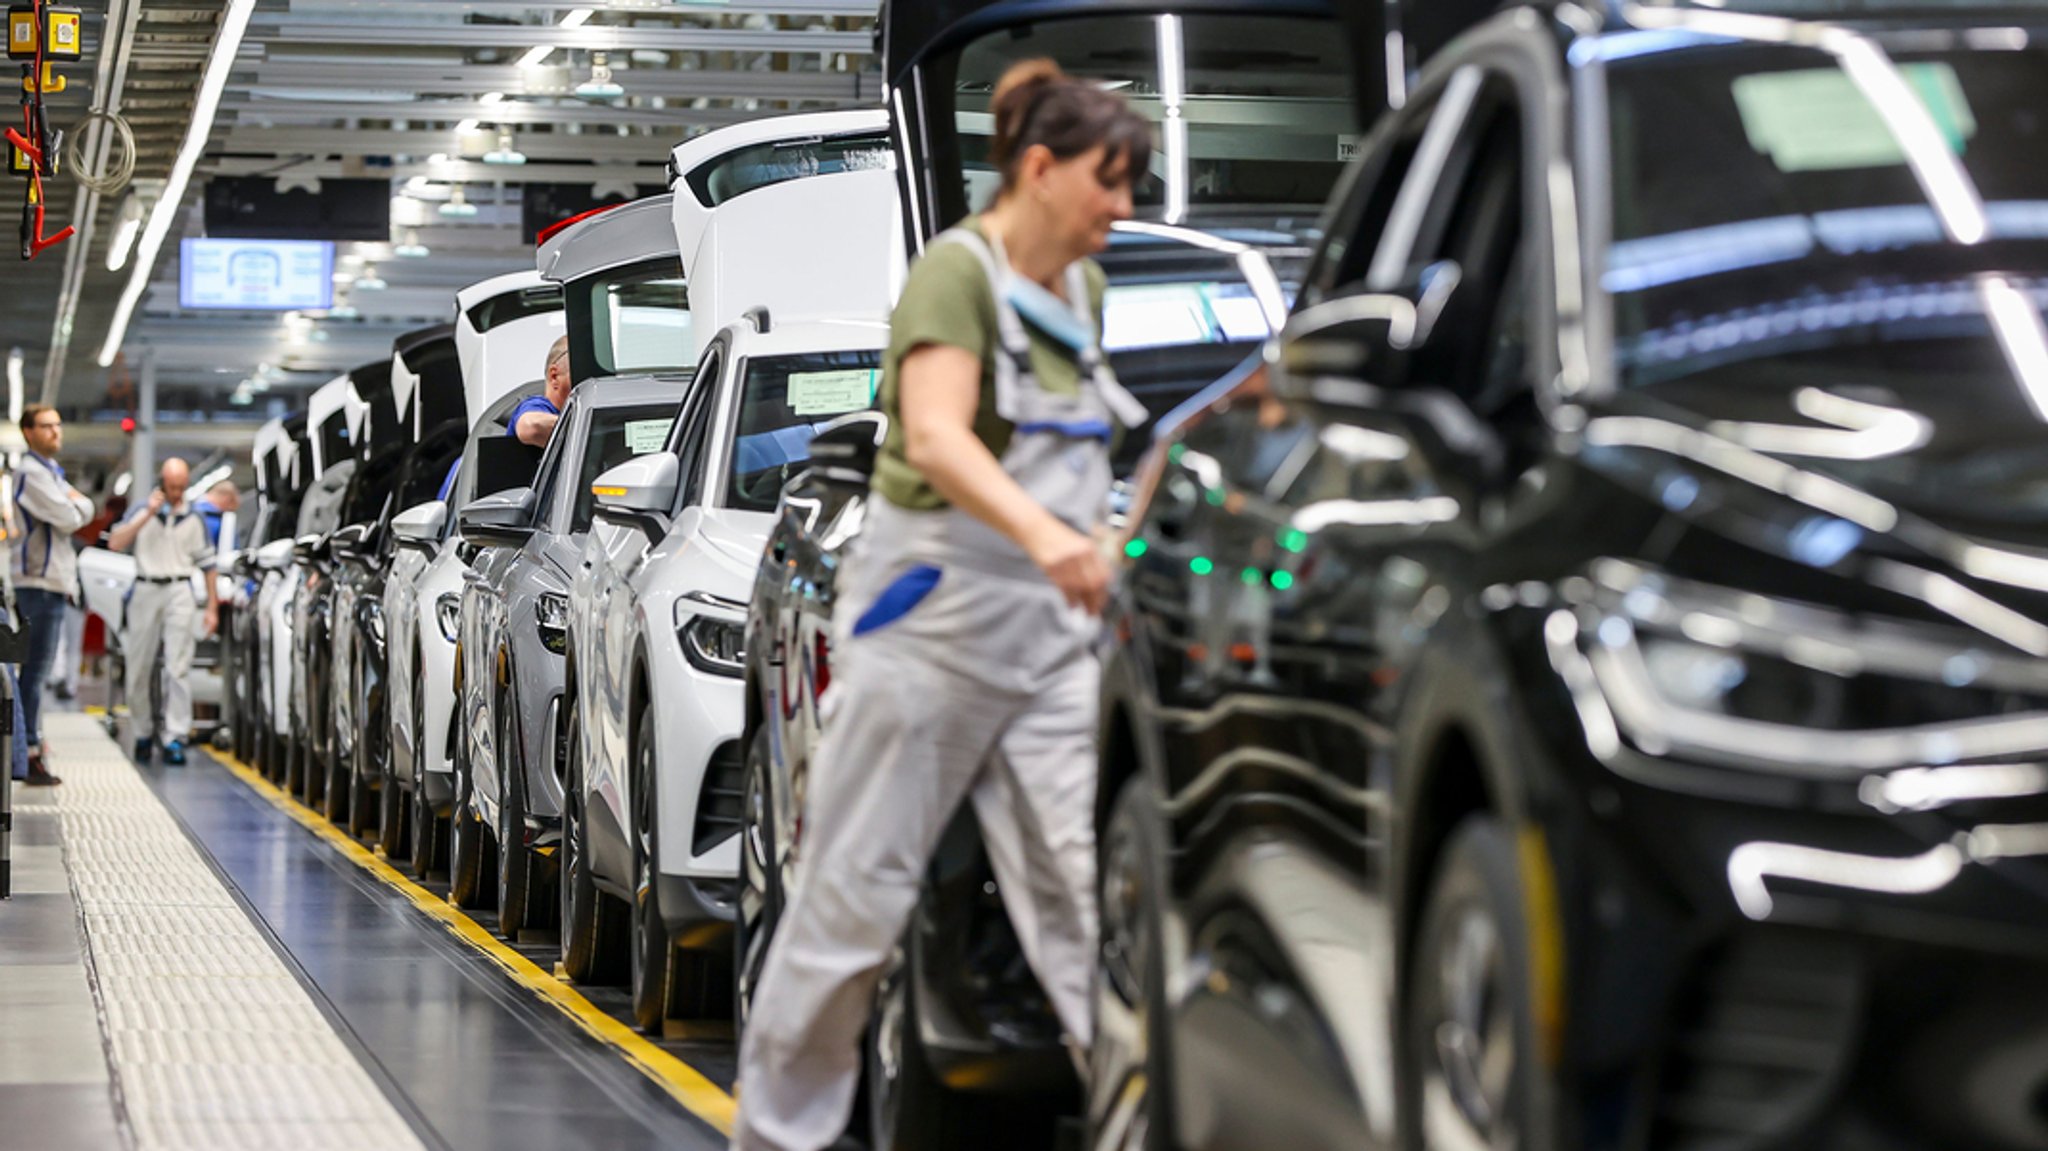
7,0,74,260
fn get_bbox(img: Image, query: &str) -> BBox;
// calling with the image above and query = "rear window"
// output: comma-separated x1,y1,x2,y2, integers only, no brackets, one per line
571,404,682,532
579,259,692,377
465,284,564,335
682,132,895,209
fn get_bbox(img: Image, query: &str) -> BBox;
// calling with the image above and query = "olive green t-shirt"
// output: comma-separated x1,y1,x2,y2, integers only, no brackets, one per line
873,217,1110,510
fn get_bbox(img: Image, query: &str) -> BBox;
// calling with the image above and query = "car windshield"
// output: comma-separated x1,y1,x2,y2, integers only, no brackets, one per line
728,350,884,512
924,12,1349,224
571,403,683,532
1598,37,2048,520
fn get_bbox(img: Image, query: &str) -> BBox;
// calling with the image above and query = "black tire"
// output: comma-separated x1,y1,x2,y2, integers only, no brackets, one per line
868,953,988,1151
1403,817,1540,1151
1087,776,1175,1151
348,662,379,839
561,707,628,985
496,693,539,938
448,705,498,912
409,662,445,879
734,724,782,1029
378,750,410,862
630,702,678,1033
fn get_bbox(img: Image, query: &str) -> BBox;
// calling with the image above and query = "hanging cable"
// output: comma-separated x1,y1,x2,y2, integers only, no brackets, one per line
64,107,133,195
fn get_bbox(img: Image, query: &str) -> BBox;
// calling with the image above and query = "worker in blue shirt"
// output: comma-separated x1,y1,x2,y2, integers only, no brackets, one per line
508,337,574,446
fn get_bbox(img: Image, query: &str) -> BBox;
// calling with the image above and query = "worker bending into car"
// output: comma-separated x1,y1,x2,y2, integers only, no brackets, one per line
509,336,575,446
733,59,1150,1151
107,458,220,766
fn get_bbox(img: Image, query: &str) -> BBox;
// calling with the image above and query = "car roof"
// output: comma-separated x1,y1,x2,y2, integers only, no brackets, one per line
568,373,694,410
723,317,891,360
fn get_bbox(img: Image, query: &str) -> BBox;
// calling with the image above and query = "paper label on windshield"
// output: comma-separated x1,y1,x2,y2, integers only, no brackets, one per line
1337,134,1363,162
788,369,878,416
1732,62,1975,173
624,419,669,455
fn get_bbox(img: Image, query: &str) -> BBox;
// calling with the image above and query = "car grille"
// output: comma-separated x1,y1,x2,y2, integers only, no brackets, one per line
692,739,745,856
1651,930,1863,1150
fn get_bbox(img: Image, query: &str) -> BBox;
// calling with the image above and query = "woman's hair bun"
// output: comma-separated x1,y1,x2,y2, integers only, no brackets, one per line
990,58,1067,172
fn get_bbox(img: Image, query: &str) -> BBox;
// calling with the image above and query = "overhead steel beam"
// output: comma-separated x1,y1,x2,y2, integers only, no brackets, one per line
254,23,872,55
203,157,666,185
230,62,876,102
216,126,682,163
220,96,839,129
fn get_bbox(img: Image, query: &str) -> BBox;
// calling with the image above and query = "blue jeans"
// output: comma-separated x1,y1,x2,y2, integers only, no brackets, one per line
16,587,68,750
8,668,24,780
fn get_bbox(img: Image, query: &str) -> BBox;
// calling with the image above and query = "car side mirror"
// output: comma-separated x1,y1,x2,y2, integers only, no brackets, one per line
256,538,294,571
592,453,678,538
801,411,886,483
292,532,326,565
458,487,536,549
330,523,376,569
1277,261,1462,388
392,500,448,555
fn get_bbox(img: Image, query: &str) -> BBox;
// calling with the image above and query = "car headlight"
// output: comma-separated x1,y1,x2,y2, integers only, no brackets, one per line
435,593,461,644
1543,559,2048,780
536,591,570,655
676,594,745,678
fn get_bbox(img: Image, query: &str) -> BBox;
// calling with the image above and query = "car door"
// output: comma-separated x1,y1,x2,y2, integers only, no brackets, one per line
1129,47,1554,1150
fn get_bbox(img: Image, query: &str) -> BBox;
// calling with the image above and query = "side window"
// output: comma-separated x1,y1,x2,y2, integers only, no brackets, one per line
671,349,722,513
1306,108,1432,305
528,415,574,526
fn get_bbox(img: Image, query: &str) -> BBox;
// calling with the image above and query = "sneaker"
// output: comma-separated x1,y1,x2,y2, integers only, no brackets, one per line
162,741,186,767
51,683,74,702
132,738,153,764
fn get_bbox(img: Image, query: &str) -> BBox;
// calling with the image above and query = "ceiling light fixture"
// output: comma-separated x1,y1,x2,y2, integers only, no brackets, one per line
106,190,147,272
519,8,593,68
482,132,528,166
355,264,388,291
97,0,261,368
576,52,624,100
455,118,482,134
394,229,431,258
439,187,479,217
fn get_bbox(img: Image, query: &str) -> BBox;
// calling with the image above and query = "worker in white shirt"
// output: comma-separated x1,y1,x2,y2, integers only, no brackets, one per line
12,405,95,785
106,458,219,766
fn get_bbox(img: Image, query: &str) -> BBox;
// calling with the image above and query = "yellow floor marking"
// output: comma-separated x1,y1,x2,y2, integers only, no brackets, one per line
209,750,739,1135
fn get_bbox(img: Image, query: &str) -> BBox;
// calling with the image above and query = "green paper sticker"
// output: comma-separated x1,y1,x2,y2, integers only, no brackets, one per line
1732,62,1976,173
788,369,879,416
624,419,670,455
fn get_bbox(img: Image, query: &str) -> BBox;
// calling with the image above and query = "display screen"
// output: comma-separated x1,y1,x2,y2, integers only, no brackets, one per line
178,238,336,310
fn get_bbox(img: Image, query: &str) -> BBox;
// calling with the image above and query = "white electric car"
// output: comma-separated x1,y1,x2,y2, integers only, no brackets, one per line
564,118,897,1027
383,271,565,878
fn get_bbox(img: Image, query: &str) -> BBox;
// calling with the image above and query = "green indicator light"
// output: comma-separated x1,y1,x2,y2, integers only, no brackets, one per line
1168,443,1186,463
1205,488,1225,507
1241,567,1261,586
1279,529,1309,554
1124,538,1148,559
1189,556,1214,576
1270,570,1295,591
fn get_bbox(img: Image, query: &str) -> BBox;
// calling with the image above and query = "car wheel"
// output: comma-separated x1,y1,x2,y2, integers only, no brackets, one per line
630,701,678,1033
349,664,380,840
496,693,535,937
409,664,444,879
448,708,497,912
1087,776,1174,1151
1406,817,1536,1151
561,707,628,985
734,724,781,1029
378,738,410,862
868,950,984,1151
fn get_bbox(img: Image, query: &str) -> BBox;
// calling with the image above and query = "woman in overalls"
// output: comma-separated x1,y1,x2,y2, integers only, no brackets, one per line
733,59,1152,1151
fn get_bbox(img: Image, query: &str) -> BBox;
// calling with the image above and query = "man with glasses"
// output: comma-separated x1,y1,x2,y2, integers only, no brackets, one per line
12,405,95,786
510,336,576,446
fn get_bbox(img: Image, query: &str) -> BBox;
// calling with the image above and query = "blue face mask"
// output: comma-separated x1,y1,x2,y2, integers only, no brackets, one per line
1003,275,1094,354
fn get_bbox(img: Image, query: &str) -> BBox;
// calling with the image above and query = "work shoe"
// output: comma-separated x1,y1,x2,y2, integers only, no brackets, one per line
23,753,60,787
132,738,153,764
51,682,74,702
162,741,187,767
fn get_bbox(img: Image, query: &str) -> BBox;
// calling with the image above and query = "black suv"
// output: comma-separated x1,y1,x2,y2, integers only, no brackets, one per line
1094,5,2048,1150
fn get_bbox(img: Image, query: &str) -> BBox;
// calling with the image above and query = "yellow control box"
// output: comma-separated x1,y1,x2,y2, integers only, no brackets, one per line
43,8,79,60
5,8,35,62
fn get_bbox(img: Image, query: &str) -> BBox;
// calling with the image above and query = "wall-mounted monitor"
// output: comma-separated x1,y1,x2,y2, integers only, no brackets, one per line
178,238,336,311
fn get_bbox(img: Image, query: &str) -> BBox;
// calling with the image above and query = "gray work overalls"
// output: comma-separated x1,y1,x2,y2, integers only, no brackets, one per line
732,227,1146,1151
